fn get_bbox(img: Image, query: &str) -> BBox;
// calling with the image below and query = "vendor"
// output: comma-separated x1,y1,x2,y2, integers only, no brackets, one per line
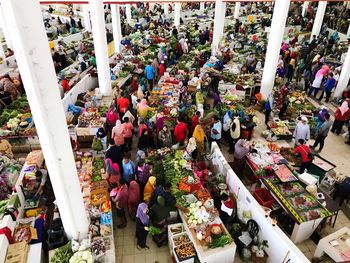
219,193,235,229
0,139,13,159
294,139,312,174
35,169,48,196
233,139,251,176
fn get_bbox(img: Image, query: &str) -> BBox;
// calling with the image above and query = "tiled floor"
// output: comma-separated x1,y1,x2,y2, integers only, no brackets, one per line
114,220,173,263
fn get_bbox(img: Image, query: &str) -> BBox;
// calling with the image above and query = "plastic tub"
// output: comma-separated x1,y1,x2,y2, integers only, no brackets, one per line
253,188,274,208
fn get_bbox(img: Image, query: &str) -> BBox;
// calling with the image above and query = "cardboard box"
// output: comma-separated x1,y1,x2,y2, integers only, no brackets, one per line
5,242,29,263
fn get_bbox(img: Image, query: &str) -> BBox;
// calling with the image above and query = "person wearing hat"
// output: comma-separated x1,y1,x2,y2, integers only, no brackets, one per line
293,117,310,146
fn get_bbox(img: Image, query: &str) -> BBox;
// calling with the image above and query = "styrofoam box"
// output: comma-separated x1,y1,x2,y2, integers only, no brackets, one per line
168,223,185,255
173,242,195,263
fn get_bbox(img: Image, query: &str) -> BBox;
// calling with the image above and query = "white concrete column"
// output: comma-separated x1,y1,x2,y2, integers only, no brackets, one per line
212,0,226,55
82,4,92,32
234,2,241,19
174,3,181,28
111,4,122,54
260,0,291,99
347,23,350,37
310,1,327,39
126,4,132,24
200,2,205,13
164,3,169,15
302,1,309,17
0,4,12,49
1,0,88,239
334,47,350,98
89,0,112,96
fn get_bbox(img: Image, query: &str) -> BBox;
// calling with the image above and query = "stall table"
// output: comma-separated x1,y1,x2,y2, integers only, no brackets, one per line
179,211,236,263
314,227,350,262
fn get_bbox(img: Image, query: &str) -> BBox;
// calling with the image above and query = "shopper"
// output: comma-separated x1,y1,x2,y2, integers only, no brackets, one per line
158,125,172,148
138,129,149,151
293,117,310,145
122,152,135,185
264,93,274,126
136,161,152,199
105,158,120,186
137,99,154,119
311,113,332,153
294,139,312,174
135,202,150,250
150,196,170,247
190,111,201,136
111,178,129,228
210,115,222,145
143,176,156,204
159,61,165,78
111,120,126,147
241,115,256,141
331,101,350,135
123,117,134,151
229,116,240,153
149,182,176,208
105,140,125,176
318,72,336,102
128,180,140,220
173,117,188,147
116,92,130,117
144,61,155,88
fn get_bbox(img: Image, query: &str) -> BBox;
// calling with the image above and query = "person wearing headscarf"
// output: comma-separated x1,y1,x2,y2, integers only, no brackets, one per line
105,158,120,186
185,137,197,160
331,101,350,135
96,127,107,150
192,123,206,158
158,125,172,148
128,180,140,220
277,83,288,109
137,99,154,119
135,202,150,250
1,77,18,101
111,178,129,228
156,112,165,133
293,117,310,145
190,111,201,136
150,196,171,247
233,139,250,175
143,176,156,203
111,120,126,146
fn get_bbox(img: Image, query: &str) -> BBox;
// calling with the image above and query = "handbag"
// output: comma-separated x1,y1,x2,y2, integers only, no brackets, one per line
301,145,314,161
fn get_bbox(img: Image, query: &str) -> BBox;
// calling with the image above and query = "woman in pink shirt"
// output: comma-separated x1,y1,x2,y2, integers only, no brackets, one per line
111,120,126,146
123,117,134,151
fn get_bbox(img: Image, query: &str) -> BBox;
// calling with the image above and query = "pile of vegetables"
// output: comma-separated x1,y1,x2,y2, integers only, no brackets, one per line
51,242,73,263
0,96,30,126
92,157,104,182
0,199,9,215
208,234,232,248
148,225,162,236
69,250,93,263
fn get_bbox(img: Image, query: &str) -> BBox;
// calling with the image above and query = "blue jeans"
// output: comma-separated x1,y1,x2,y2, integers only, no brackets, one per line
308,86,319,97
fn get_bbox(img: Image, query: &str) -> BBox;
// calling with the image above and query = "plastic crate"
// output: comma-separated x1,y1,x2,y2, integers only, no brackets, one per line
253,188,274,208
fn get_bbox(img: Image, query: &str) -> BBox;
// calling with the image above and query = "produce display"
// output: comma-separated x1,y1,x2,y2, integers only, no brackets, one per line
0,156,22,200
74,151,114,261
0,96,36,137
50,242,73,263
263,177,332,223
77,112,104,128
13,227,32,243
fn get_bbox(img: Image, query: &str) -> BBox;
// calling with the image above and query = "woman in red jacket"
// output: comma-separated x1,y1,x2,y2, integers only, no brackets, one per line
331,101,350,135
173,118,187,146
